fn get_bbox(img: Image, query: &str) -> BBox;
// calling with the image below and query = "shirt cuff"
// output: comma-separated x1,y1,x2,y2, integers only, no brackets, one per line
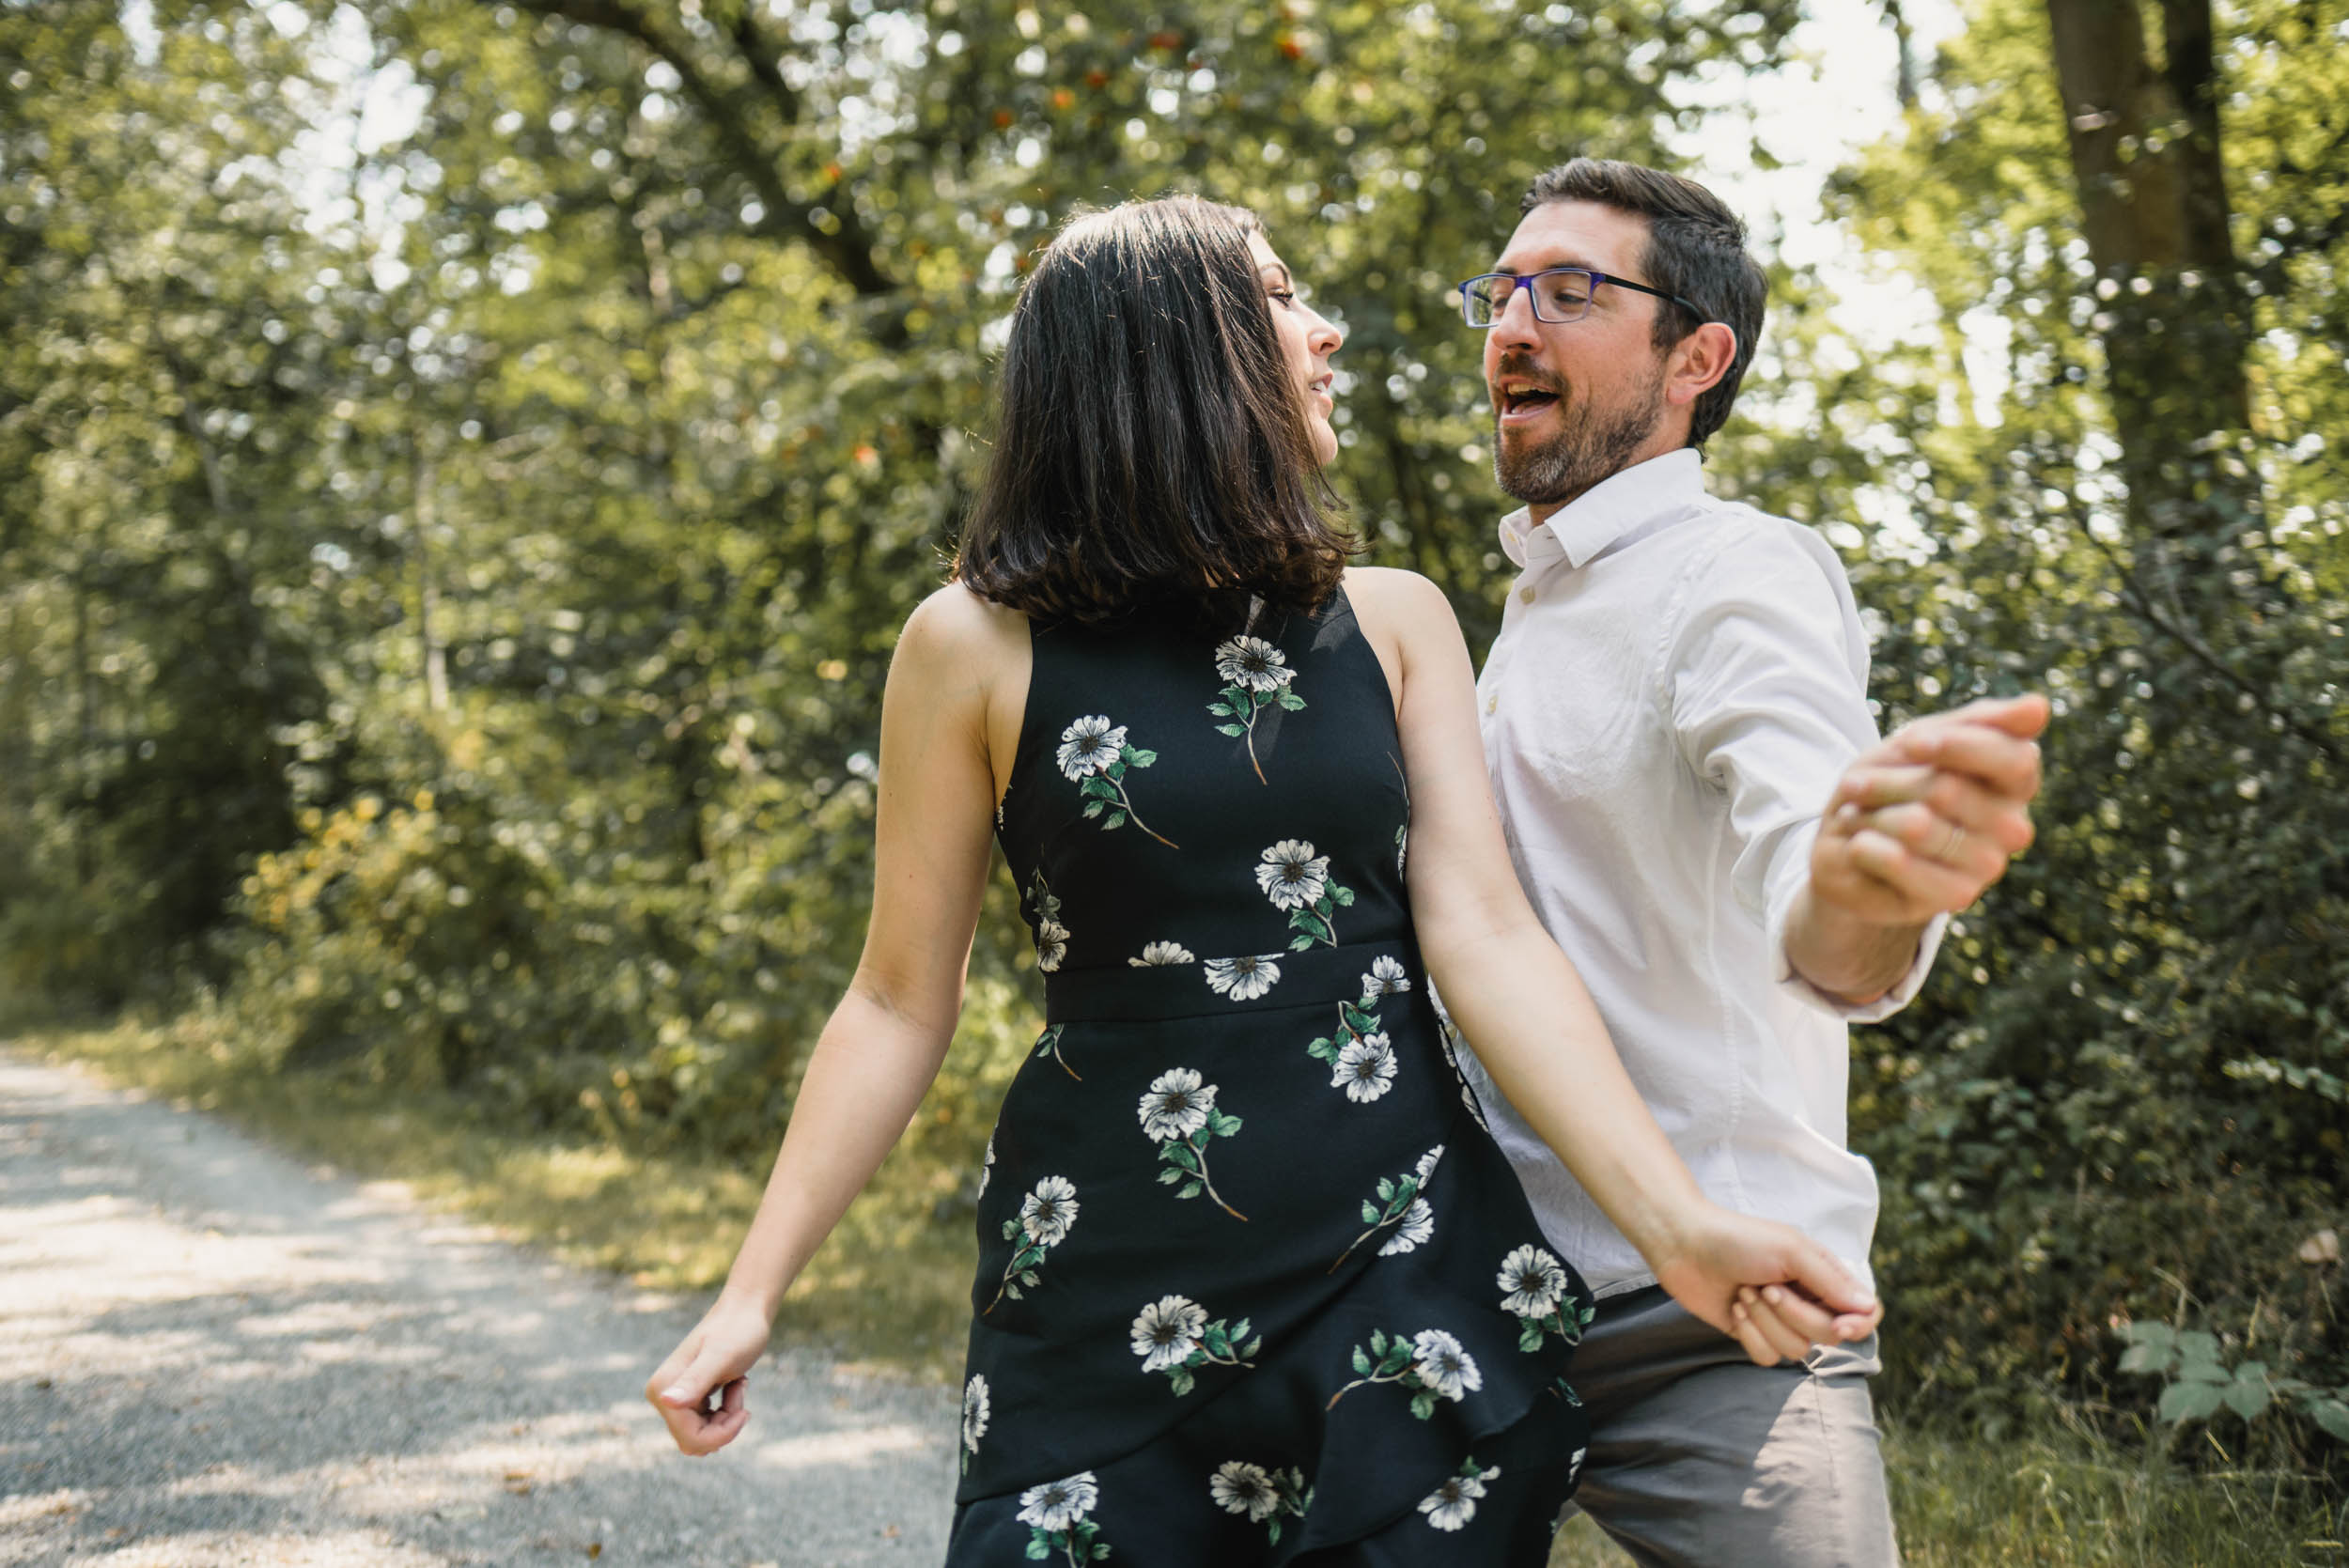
1766,841,1949,1022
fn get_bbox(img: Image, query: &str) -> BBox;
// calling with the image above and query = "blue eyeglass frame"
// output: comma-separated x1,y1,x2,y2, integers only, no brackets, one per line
1455,268,1704,327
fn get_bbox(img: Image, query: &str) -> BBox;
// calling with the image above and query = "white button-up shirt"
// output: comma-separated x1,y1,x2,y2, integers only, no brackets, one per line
1455,448,1943,1298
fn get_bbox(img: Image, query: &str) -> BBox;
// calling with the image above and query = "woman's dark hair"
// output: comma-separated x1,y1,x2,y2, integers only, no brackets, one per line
956,195,1351,624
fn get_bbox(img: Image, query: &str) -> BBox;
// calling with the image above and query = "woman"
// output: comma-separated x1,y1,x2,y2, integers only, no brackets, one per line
647,196,1875,1564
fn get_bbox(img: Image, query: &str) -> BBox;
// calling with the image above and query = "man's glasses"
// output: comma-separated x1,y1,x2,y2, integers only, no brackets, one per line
1455,268,1703,328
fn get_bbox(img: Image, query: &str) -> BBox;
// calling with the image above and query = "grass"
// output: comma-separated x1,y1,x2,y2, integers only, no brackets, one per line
15,1015,2346,1565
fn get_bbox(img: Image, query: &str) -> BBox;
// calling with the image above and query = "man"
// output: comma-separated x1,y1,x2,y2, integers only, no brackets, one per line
1451,158,2047,1565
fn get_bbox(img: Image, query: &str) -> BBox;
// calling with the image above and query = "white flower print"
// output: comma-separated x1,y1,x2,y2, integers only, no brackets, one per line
1410,1329,1484,1404
1504,1244,1595,1353
988,1173,1080,1314
1332,1033,1398,1103
1214,636,1296,693
1360,955,1411,1001
1209,638,1308,784
1209,1461,1280,1522
1017,1470,1099,1532
1020,1174,1080,1247
1130,1294,1209,1373
1132,1295,1260,1395
1330,1146,1443,1273
1254,839,1330,910
1143,1068,1248,1220
1019,1469,1108,1563
1418,1460,1501,1532
1497,1245,1570,1320
1377,1196,1435,1256
1035,917,1068,972
960,1374,990,1463
1205,954,1283,1001
1061,714,1177,846
978,1134,995,1199
1137,1068,1216,1143
1128,940,1195,968
1329,1325,1479,1419
1054,715,1127,781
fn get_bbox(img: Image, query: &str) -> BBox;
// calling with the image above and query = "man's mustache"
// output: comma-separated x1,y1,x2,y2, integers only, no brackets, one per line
1492,352,1565,400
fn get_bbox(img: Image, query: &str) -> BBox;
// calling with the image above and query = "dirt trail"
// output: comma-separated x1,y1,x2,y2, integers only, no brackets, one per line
0,1048,955,1567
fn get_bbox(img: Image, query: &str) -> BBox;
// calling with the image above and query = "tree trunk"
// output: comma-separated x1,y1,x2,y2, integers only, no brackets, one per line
2044,0,2257,567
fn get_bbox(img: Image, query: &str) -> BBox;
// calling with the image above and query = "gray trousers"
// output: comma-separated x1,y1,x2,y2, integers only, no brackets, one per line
1558,1286,1900,1568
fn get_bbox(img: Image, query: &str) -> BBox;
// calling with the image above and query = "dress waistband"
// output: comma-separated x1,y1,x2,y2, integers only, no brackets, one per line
1043,936,1420,1025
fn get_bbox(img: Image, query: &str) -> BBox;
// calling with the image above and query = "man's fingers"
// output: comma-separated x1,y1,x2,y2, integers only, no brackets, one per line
1859,802,2024,878
1829,764,1940,814
1900,724,2043,804
1832,1303,1885,1343
1783,1243,1877,1319
1741,1287,1820,1361
1748,1282,1839,1343
1847,831,1990,912
1728,1297,1784,1368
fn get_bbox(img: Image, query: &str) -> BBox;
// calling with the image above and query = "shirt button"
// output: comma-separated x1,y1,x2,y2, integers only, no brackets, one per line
1518,586,1536,605
1485,692,1499,715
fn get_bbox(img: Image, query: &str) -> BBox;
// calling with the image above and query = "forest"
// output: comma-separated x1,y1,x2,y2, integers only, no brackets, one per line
3,0,2344,1509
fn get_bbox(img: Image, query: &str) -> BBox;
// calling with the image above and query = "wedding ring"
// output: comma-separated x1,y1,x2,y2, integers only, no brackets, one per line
1937,821,1967,862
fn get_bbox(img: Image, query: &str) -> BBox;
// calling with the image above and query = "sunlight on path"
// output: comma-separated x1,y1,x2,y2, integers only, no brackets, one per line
0,1050,954,1567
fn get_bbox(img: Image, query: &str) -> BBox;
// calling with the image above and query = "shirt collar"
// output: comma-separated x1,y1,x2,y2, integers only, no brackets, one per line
1494,447,1707,572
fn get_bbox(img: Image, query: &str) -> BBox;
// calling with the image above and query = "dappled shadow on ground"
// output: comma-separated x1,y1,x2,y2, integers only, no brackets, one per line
0,1052,955,1567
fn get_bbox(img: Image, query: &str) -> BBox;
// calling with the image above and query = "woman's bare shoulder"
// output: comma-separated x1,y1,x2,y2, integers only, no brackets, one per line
1342,565,1464,653
897,581,1030,672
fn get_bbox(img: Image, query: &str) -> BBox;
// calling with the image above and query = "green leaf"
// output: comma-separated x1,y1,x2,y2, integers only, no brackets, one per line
2160,1382,2226,1423
1242,1337,1262,1358
2118,1343,2173,1374
1361,1201,1380,1223
1409,1389,1438,1421
1170,1367,1195,1397
1093,1545,1110,1560
1081,800,1104,818
2304,1398,2349,1442
1308,1037,1333,1060
1207,702,1234,717
1288,936,1315,952
1103,812,1127,831
1020,1269,1039,1287
1352,1345,1373,1375
1290,910,1330,941
1026,1538,1050,1560
1342,1003,1377,1033
1004,1282,1023,1300
1518,1323,1544,1354
1276,691,1306,710
1158,1166,1185,1185
1369,1329,1387,1355
1231,1317,1251,1343
2123,1322,2178,1348
2176,1331,2223,1369
1376,1177,1395,1202
1205,1325,1231,1357
1177,1181,1202,1199
1081,775,1118,800
1165,1142,1200,1173
1216,723,1246,737
1126,747,1157,767
1267,1522,1282,1546
2222,1373,2271,1421
1002,1219,1019,1240
1213,1111,1242,1136
1331,884,1355,907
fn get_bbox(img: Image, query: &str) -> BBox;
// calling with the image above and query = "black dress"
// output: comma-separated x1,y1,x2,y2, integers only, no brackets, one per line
948,588,1595,1566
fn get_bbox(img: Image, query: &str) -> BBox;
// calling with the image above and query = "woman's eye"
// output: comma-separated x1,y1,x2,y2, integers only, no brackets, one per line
1268,289,1297,304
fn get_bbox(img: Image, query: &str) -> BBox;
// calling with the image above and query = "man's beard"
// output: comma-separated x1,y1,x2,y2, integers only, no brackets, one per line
1491,359,1669,507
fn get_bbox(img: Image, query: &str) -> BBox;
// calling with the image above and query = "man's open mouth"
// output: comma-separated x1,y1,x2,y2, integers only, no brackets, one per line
1498,383,1562,421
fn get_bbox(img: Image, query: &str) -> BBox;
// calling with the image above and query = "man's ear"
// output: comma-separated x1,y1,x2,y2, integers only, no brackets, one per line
1665,321,1737,409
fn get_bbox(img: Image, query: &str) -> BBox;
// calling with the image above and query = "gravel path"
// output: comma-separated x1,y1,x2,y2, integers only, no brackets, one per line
0,1048,957,1567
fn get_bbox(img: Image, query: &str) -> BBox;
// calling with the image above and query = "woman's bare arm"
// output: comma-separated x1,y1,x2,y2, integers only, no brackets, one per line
647,583,1026,1452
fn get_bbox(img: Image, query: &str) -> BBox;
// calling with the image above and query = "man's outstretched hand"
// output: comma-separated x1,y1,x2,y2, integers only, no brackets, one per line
1812,693,2049,929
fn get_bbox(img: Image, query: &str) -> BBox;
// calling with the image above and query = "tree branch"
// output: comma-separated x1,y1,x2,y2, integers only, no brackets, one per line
502,0,896,299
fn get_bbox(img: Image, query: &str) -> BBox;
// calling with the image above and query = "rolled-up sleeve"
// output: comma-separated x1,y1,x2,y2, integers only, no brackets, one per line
1666,517,1943,1020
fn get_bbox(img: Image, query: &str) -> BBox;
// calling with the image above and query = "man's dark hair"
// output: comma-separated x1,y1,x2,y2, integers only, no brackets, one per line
1520,158,1766,451
957,195,1350,626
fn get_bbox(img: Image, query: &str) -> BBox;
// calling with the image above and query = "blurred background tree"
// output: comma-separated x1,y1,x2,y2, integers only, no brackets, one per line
3,0,2341,1465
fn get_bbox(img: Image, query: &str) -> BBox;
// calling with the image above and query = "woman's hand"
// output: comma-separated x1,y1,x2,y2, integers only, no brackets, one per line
646,1293,774,1455
1647,1203,1881,1367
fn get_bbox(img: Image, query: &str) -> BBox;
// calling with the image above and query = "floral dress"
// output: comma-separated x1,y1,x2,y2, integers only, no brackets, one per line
951,588,1595,1566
